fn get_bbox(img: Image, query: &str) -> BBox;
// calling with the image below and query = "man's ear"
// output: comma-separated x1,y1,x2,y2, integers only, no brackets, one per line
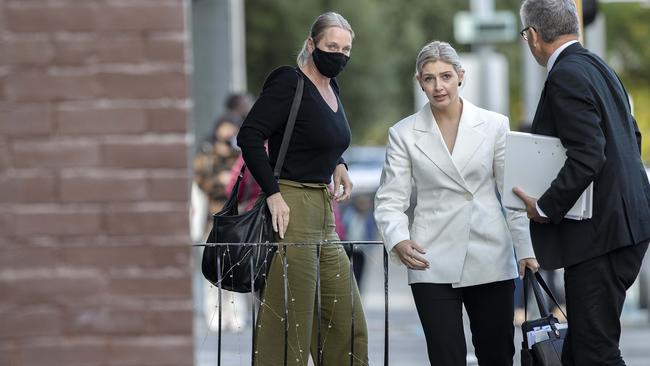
530,27,541,48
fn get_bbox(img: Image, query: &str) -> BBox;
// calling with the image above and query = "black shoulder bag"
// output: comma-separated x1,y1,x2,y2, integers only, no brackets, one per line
520,268,568,366
201,72,304,293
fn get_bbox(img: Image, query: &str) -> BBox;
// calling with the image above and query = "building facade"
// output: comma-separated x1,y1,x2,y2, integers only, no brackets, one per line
0,1,194,364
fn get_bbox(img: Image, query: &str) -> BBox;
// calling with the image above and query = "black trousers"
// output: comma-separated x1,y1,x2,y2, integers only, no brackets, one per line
411,279,515,366
562,242,648,366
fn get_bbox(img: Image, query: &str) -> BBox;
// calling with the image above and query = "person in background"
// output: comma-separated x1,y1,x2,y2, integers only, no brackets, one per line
374,41,538,366
237,11,368,366
194,119,240,215
194,92,254,217
342,194,378,290
222,92,254,128
193,93,253,332
515,1,650,364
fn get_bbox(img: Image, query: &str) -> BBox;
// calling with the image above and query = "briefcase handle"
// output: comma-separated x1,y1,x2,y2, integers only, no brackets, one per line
523,268,567,321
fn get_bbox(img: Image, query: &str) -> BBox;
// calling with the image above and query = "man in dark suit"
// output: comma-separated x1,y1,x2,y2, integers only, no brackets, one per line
514,0,650,364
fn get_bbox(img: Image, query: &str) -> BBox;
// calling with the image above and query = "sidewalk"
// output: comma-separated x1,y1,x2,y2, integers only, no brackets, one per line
195,246,650,365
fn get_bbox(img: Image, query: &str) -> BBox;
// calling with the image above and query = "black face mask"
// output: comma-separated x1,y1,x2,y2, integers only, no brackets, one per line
312,47,349,78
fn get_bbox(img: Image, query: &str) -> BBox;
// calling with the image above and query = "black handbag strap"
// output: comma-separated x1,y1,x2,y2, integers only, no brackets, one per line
273,70,304,179
523,268,567,320
230,71,304,202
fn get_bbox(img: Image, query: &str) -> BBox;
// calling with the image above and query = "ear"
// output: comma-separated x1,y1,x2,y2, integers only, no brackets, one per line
307,37,315,53
530,28,541,48
458,69,465,85
415,73,424,88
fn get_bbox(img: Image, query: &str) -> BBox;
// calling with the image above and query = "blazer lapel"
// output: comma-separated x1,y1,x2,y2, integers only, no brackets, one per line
451,99,486,174
413,104,469,191
531,84,547,133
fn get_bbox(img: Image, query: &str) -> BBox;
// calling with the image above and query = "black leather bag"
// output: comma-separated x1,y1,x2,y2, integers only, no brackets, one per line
520,269,567,366
201,166,276,292
201,70,304,293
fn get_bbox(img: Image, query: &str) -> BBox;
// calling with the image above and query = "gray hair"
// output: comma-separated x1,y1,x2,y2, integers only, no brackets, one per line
520,0,579,43
296,12,355,67
415,41,464,76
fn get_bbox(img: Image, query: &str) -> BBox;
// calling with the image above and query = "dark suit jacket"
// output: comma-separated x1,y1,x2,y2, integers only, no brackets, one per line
530,43,650,269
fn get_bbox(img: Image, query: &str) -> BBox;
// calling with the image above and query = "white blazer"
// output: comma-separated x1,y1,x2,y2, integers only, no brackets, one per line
374,99,534,287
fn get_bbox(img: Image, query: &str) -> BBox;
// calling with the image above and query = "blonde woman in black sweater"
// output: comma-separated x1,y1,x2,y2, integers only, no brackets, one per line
237,12,368,366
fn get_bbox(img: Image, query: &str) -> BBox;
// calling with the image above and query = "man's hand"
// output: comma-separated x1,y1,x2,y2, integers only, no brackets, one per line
512,187,550,224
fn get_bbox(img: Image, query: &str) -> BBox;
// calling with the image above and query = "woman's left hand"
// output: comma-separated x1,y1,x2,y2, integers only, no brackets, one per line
518,257,540,278
332,163,353,202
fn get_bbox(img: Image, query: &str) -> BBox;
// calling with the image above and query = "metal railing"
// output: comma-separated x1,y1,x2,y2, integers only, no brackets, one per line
194,241,388,366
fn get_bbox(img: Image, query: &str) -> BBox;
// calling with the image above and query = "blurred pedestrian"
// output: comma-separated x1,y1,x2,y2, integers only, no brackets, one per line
515,1,650,364
342,194,378,290
237,11,368,366
374,40,538,366
222,92,254,128
194,93,253,332
194,119,240,215
194,93,253,217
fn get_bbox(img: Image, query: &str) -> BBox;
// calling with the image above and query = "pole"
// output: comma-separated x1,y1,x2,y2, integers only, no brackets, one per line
575,0,584,44
470,0,494,110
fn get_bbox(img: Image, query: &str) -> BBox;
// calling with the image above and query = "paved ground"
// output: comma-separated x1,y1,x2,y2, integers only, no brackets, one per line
195,246,650,365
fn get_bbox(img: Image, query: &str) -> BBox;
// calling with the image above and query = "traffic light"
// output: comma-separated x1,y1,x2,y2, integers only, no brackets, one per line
583,0,598,27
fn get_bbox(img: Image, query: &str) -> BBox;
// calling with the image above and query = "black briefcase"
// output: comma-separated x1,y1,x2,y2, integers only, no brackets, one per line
520,269,567,366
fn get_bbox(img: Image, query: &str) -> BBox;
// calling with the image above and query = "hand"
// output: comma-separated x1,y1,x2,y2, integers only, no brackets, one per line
266,192,290,239
393,240,429,270
518,257,540,279
512,187,550,224
332,164,353,202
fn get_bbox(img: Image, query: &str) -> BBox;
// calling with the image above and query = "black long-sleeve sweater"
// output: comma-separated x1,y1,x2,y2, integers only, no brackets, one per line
237,66,350,196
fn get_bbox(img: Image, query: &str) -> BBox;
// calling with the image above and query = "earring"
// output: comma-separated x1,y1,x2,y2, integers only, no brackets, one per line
458,82,462,86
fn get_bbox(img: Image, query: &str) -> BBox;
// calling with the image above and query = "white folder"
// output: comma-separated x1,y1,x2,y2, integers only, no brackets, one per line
503,131,593,220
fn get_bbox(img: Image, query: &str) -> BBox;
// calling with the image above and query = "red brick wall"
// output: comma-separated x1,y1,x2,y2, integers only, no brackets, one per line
0,1,194,365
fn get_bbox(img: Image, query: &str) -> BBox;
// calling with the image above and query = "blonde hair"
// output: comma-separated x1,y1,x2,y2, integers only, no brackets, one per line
296,12,355,67
415,41,464,76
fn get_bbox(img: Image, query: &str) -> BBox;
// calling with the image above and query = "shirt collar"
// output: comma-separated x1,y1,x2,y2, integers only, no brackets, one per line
546,40,579,73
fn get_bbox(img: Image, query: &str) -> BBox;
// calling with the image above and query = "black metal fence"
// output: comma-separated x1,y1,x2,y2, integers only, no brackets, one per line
194,241,388,366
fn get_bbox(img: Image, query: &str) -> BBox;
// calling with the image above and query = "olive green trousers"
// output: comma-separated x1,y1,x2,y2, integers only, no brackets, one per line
253,180,368,366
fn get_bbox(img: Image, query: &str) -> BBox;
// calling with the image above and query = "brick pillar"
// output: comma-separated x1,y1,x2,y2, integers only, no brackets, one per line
0,1,194,365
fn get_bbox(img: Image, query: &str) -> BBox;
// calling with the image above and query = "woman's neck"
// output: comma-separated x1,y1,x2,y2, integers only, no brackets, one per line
300,60,330,89
431,98,463,125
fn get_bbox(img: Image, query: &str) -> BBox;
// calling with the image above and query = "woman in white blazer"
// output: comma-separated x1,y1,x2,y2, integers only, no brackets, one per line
374,41,539,366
